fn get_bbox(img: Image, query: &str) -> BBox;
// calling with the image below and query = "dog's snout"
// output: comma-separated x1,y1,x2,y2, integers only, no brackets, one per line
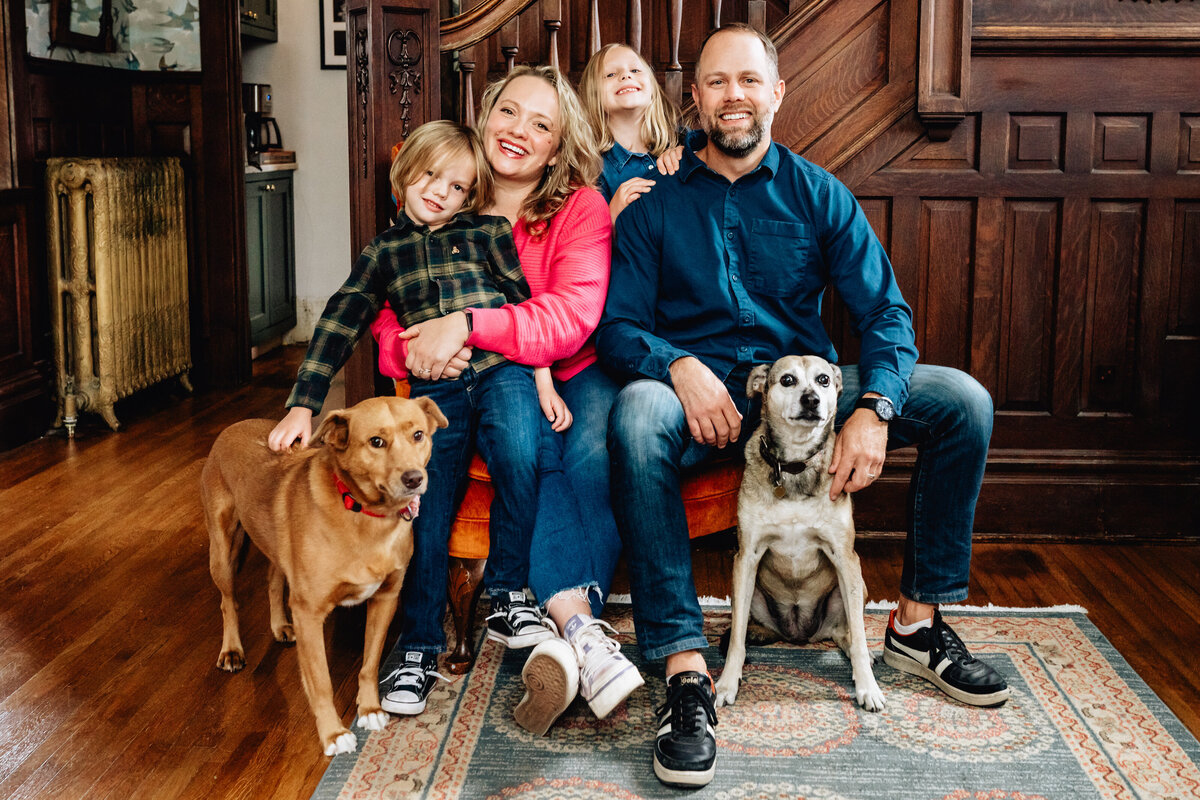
801,391,821,410
401,470,425,490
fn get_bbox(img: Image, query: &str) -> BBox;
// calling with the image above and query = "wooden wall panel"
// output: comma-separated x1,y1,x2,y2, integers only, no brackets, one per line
917,199,973,370
1083,201,1144,414
998,200,1057,412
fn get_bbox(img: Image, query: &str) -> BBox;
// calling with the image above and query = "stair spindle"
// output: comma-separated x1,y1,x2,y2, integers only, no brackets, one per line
542,0,562,69
712,0,721,29
459,45,477,127
627,0,642,54
588,0,600,56
748,0,766,31
500,17,519,73
665,0,683,110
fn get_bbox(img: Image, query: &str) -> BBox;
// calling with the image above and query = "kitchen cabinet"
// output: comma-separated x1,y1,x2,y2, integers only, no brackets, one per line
240,0,277,42
245,169,295,345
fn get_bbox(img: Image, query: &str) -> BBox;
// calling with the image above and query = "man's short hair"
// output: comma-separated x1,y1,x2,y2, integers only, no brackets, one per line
696,23,780,84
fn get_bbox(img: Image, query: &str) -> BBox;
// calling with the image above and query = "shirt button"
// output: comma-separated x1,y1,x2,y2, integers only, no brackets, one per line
726,231,734,240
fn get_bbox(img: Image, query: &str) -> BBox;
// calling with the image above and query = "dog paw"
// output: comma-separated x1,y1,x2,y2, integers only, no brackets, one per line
714,677,740,708
356,710,390,731
216,649,245,672
272,624,296,644
857,685,886,712
323,730,357,756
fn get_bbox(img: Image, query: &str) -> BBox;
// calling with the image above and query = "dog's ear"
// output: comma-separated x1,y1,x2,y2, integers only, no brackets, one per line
312,411,351,451
747,364,771,400
830,363,843,394
412,396,449,431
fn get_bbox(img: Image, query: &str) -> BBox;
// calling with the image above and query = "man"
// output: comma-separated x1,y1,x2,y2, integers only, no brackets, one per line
595,24,1009,789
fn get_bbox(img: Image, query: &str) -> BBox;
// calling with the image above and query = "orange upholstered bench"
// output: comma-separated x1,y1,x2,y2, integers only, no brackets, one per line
394,379,743,672
443,452,742,672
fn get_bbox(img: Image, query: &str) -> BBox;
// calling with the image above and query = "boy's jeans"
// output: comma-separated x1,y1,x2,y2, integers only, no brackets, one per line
607,363,994,661
399,362,542,653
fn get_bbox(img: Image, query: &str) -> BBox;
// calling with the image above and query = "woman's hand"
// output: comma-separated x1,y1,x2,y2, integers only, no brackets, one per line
535,367,572,432
401,311,472,380
268,406,313,451
655,145,685,175
609,176,656,223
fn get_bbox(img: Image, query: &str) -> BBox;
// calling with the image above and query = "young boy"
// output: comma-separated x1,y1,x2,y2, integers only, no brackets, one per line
269,120,555,717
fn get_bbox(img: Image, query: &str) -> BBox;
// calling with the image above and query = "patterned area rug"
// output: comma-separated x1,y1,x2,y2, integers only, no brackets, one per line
313,608,1200,799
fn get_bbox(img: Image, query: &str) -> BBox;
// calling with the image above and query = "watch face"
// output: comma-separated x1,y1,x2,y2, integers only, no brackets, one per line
875,398,895,421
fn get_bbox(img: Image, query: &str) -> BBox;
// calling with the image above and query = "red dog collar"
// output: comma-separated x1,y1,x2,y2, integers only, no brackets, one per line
333,473,420,520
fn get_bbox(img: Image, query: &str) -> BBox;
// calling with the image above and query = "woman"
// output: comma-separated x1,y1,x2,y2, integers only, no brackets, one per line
371,66,640,735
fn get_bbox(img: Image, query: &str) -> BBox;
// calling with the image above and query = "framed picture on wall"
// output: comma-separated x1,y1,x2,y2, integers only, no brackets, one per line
320,0,347,69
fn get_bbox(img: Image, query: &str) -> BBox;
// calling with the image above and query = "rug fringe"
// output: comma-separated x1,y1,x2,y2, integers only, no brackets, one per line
605,595,1087,614
865,600,1089,614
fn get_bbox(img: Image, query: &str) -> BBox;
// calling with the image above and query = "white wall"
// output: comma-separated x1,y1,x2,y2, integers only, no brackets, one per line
242,13,352,343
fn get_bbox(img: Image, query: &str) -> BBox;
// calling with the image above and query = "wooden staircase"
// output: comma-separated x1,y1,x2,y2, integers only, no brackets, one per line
340,0,1200,539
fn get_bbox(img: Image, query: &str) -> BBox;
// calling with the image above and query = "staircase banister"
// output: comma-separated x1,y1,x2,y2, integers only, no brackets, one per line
440,0,539,52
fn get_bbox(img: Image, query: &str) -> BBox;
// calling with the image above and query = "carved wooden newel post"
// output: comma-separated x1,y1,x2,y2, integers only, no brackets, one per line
342,0,442,406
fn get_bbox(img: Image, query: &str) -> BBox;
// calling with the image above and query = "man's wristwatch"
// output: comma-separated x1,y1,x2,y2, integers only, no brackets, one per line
855,395,895,423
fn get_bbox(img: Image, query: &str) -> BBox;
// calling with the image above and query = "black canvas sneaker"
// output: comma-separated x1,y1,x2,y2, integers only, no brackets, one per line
486,591,556,648
883,609,1011,707
653,671,718,787
380,651,448,715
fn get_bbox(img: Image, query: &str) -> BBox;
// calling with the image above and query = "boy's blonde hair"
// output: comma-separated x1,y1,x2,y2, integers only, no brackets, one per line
476,65,601,235
389,120,493,216
579,43,679,158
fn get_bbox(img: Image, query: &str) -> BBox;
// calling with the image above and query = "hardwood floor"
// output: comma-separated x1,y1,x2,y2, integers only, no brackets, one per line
1,345,1197,799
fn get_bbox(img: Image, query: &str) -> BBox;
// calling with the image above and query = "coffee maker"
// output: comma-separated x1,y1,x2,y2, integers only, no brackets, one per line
243,83,283,164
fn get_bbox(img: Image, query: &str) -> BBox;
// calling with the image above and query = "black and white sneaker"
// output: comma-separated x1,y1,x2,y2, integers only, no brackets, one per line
380,651,448,715
883,609,1011,707
486,591,556,648
653,671,718,787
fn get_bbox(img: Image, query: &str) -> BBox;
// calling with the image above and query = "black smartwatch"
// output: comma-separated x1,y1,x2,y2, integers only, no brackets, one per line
855,395,895,422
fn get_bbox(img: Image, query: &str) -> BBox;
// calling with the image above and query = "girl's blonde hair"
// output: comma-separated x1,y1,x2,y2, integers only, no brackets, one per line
389,120,493,216
579,43,679,157
476,65,601,235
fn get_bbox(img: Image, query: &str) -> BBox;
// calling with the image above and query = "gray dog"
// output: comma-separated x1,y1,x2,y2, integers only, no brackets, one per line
714,355,885,712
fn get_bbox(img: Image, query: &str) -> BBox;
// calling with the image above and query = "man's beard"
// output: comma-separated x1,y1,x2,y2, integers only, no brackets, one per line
703,107,772,158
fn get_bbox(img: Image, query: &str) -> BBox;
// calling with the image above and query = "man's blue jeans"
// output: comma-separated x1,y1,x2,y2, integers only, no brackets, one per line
607,363,994,661
528,363,622,618
398,362,543,654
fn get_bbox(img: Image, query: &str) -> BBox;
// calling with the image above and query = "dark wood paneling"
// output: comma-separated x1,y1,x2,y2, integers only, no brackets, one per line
999,200,1057,412
917,198,973,370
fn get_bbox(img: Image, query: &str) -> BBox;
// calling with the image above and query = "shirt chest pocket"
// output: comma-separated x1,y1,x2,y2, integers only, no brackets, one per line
746,219,813,297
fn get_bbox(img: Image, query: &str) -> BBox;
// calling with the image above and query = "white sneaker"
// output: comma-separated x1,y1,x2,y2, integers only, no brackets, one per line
514,638,579,736
566,615,644,719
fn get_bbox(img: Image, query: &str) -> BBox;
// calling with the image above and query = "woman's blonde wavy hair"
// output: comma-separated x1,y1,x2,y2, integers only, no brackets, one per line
579,43,679,158
476,65,601,236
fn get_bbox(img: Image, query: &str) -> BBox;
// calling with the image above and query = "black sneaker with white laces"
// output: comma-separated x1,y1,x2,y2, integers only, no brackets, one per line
653,671,718,787
380,651,448,715
883,609,1011,707
486,591,556,648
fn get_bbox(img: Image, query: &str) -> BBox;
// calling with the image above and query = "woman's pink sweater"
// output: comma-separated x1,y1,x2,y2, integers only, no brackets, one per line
372,186,612,382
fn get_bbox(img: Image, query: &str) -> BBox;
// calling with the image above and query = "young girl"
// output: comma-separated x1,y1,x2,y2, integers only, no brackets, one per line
579,43,680,222
268,119,557,715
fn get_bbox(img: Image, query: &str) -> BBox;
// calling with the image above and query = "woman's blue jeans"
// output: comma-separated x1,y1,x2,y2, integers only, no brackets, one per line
398,362,543,654
607,363,994,661
528,363,623,618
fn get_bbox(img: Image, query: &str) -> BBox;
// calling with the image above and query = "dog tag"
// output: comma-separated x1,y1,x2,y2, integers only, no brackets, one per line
774,484,787,499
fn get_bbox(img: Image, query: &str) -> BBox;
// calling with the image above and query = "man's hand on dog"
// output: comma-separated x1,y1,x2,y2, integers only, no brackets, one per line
828,403,888,499
670,356,743,448
269,406,314,451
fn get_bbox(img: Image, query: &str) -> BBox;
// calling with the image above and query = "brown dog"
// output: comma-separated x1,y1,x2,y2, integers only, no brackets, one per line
201,396,447,756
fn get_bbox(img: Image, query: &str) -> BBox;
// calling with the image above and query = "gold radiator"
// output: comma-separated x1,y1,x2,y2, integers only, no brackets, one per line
46,156,193,436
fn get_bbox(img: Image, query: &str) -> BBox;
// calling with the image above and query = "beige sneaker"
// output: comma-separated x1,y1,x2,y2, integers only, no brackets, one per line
514,638,579,735
566,615,644,719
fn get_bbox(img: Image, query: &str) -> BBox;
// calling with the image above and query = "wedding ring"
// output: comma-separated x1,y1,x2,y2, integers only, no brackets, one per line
866,472,877,479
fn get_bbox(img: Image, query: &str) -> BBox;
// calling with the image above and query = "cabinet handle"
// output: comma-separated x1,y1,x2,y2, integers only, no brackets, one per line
242,10,257,19
264,184,276,192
